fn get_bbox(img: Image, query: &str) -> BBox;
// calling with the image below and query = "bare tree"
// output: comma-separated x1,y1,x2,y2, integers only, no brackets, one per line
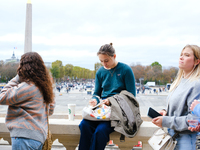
1,62,19,82
130,64,145,82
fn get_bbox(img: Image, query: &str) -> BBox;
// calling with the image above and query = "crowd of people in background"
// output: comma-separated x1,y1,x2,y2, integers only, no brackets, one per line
56,82,168,96
55,81,95,93
136,86,167,94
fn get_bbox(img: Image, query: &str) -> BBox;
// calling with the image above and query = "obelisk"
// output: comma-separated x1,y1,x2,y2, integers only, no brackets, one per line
24,0,32,53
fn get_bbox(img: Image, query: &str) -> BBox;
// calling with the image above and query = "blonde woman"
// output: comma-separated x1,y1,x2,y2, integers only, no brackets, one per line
152,45,200,150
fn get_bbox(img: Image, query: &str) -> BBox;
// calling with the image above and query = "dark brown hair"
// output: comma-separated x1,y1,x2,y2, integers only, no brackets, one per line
17,52,54,104
97,43,115,57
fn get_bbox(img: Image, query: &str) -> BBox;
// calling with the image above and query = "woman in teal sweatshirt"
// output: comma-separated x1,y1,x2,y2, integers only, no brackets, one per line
78,43,136,150
0,52,55,150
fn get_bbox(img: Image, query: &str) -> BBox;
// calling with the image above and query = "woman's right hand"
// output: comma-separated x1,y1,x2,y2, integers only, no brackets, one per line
89,99,97,107
152,116,163,128
159,109,167,116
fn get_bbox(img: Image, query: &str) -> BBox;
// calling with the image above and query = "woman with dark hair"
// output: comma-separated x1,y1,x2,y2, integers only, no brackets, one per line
0,52,55,150
78,43,136,150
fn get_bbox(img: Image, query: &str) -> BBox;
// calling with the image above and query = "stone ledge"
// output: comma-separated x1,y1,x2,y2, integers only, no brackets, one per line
0,113,152,121
0,117,158,150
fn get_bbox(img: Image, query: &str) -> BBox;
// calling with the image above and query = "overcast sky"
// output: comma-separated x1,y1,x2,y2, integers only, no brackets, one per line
0,0,200,70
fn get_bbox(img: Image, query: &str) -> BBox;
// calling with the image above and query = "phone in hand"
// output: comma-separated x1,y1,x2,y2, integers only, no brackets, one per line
89,101,104,110
147,107,162,119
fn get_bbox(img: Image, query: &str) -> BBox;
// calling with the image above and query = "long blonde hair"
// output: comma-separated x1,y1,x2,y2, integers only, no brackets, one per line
170,45,200,92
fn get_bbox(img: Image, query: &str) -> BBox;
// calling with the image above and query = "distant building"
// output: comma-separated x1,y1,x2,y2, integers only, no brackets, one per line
5,52,19,64
4,52,52,68
44,62,52,68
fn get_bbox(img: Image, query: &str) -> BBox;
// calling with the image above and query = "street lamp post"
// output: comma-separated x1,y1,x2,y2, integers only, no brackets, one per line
139,78,144,90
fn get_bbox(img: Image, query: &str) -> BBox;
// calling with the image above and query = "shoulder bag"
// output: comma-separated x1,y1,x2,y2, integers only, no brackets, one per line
82,101,111,121
148,128,178,150
148,89,180,150
42,105,53,150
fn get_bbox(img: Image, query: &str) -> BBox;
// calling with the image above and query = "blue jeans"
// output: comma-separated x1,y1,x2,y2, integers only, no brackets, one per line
11,137,43,150
168,128,197,150
78,119,114,150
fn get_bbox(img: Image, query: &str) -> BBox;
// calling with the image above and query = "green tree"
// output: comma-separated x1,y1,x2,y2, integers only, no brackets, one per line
94,62,103,74
151,61,162,70
64,64,74,78
150,61,162,84
50,66,59,79
54,60,63,68
50,60,63,80
73,66,82,79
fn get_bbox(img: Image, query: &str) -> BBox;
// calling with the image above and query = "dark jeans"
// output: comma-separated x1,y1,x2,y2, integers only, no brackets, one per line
78,119,114,150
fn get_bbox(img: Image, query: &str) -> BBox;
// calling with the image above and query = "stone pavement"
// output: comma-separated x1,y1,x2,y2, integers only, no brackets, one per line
0,88,169,149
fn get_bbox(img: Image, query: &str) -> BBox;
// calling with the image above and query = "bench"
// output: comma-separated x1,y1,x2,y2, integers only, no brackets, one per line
0,115,158,150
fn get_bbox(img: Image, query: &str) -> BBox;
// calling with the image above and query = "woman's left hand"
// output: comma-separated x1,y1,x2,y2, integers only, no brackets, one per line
190,100,200,111
152,116,163,128
103,99,111,106
188,125,200,132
